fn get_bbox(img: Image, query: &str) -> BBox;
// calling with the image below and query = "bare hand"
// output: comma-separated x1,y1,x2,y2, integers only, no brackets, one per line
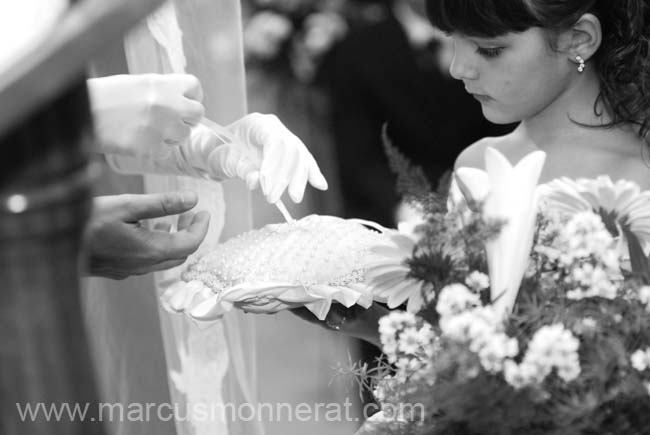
83,191,210,280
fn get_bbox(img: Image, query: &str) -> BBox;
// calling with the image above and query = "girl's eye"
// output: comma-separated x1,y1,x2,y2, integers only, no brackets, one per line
476,46,504,58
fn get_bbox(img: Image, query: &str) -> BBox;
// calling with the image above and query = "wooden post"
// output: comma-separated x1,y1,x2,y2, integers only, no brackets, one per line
0,2,165,432
0,80,104,434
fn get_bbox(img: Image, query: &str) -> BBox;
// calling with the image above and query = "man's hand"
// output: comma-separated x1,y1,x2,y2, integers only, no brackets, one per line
83,191,210,280
88,74,205,157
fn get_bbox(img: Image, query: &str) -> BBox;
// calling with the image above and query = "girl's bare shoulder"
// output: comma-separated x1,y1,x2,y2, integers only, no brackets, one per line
454,134,517,170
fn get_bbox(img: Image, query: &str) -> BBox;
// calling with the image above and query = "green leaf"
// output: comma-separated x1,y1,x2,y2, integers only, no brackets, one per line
381,124,445,214
623,226,650,284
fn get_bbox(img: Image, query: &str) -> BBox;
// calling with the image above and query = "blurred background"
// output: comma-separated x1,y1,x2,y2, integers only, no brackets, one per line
243,1,513,434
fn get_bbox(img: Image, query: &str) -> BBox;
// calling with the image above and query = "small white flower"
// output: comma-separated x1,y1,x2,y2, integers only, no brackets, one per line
638,286,650,311
631,349,650,372
510,324,581,386
381,339,398,363
439,307,500,344
503,360,527,389
537,210,623,302
436,283,481,318
556,354,582,382
503,360,543,389
396,202,426,242
477,334,519,373
563,212,614,258
566,263,619,300
465,271,490,292
582,317,597,329
397,327,422,355
379,311,417,334
573,317,598,336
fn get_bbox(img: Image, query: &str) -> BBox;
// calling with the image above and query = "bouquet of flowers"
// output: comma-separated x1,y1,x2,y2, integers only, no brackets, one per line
355,138,650,435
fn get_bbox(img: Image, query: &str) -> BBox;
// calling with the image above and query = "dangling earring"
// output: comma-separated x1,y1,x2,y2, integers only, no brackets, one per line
576,55,585,73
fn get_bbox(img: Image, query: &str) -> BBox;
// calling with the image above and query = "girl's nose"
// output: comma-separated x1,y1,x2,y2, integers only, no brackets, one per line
449,42,479,81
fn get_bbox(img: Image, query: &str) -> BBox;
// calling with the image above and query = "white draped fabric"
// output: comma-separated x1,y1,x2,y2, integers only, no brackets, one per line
81,1,262,434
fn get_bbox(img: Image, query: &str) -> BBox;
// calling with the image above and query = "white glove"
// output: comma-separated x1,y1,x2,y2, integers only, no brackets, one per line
224,113,328,203
88,74,205,157
106,113,328,204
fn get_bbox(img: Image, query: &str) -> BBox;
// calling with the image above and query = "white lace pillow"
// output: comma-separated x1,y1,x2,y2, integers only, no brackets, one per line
161,215,413,321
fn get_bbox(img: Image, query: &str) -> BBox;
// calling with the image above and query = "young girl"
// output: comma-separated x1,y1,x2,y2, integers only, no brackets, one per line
426,0,650,188
295,0,650,346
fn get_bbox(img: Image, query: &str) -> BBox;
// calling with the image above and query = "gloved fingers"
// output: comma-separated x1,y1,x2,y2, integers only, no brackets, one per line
207,143,260,181
163,121,192,146
180,98,205,126
233,153,261,181
287,160,310,203
259,137,287,178
245,171,260,191
305,152,328,191
260,139,297,203
261,152,297,204
119,191,198,221
174,74,204,102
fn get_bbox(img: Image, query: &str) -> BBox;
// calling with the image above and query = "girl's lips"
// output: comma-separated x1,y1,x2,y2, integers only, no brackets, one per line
465,86,491,100
472,93,492,102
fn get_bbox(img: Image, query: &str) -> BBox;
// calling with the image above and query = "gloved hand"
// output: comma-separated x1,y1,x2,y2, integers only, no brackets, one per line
106,113,328,204
223,113,328,203
88,74,205,157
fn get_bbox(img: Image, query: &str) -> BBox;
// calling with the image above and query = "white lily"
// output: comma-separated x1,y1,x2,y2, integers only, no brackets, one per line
455,147,546,316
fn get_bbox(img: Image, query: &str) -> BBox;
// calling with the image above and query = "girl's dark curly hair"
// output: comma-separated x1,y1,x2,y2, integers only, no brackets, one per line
425,0,650,141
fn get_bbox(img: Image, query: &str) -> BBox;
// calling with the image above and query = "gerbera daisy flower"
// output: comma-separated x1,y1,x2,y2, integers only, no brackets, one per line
364,229,424,312
539,176,650,252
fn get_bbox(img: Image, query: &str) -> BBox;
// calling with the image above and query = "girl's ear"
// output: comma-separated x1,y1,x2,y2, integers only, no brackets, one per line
559,13,602,63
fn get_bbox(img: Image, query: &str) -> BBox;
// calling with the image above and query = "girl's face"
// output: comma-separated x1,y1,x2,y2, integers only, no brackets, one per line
448,28,573,124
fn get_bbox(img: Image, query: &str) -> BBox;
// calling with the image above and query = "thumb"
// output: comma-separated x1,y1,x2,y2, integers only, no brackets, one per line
120,191,198,221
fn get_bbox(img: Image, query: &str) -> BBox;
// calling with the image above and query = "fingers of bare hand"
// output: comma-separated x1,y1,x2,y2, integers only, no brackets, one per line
153,221,172,232
177,211,195,231
148,257,189,273
120,191,198,221
156,210,210,258
128,256,188,276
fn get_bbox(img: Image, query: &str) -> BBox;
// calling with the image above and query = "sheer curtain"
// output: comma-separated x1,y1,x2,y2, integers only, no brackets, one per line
82,1,262,434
